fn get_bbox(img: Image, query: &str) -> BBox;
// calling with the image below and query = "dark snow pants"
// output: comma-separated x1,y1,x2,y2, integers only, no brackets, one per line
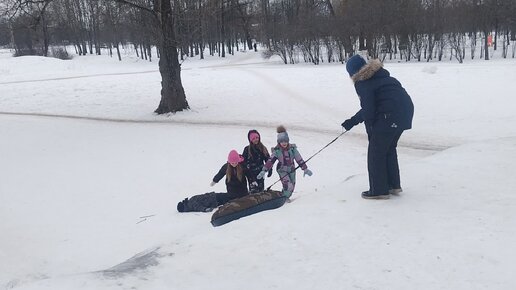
183,192,231,212
367,129,404,196
250,179,265,193
247,170,265,193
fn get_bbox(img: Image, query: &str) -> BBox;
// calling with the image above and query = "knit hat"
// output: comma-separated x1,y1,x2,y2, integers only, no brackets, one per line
248,130,260,143
277,125,289,143
346,55,367,77
227,150,244,163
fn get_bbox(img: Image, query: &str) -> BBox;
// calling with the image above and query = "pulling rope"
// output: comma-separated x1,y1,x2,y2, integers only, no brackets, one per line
265,130,348,191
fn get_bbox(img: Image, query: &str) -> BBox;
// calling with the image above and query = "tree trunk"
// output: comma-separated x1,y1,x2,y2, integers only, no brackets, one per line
116,43,121,61
42,14,49,57
358,34,367,52
494,20,498,51
470,32,476,60
154,0,189,114
81,42,87,55
220,0,225,58
89,31,93,54
484,30,489,60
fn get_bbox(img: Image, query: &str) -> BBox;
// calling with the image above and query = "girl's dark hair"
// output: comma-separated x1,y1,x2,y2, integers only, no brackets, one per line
248,142,269,158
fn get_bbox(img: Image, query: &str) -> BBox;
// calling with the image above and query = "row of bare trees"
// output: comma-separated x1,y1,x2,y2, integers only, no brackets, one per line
3,1,514,61
259,0,516,64
1,0,515,113
0,0,260,60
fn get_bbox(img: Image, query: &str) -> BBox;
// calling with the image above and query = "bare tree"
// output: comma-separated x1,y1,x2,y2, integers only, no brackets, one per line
5,0,188,113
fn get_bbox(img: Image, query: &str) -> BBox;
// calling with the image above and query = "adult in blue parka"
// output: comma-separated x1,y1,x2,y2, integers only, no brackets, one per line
342,55,414,199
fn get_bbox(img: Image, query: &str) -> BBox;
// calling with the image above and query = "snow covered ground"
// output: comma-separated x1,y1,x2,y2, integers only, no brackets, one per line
1,48,516,290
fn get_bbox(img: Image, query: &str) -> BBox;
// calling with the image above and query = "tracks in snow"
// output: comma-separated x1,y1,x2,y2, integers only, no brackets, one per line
0,60,273,85
0,55,452,153
0,111,451,152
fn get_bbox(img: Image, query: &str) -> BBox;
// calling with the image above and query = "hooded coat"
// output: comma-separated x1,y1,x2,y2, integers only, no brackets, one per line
348,59,414,133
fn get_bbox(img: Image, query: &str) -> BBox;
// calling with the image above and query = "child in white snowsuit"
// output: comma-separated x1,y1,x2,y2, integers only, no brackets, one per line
257,126,312,198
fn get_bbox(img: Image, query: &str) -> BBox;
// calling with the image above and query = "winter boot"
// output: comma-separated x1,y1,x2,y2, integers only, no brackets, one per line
177,198,189,212
389,188,403,195
282,190,292,198
361,191,390,200
249,182,261,194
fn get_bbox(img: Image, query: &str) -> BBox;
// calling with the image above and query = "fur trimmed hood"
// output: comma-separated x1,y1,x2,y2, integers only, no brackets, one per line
351,59,383,83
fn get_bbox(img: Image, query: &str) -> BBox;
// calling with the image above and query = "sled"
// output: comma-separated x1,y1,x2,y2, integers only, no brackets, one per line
211,190,286,227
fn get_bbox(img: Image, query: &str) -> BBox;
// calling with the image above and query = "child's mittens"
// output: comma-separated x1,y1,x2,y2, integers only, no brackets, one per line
257,170,267,180
303,169,313,177
210,181,216,186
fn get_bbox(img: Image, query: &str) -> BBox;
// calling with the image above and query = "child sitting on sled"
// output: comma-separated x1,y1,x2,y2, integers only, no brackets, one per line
177,150,250,212
210,149,251,200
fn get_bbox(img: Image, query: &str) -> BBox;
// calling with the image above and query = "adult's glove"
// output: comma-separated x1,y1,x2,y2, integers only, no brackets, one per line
267,169,273,177
303,169,313,177
257,170,267,180
341,119,355,131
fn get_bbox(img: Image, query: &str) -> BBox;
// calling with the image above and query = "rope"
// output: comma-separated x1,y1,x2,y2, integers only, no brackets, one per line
265,130,348,191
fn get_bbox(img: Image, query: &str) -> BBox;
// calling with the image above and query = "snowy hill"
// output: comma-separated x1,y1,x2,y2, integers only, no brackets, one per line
1,49,515,290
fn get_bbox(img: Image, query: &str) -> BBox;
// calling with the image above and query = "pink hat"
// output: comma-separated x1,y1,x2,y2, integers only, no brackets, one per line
227,150,244,163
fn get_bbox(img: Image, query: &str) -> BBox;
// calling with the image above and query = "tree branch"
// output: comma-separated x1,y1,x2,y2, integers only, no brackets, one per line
3,0,51,20
112,0,156,16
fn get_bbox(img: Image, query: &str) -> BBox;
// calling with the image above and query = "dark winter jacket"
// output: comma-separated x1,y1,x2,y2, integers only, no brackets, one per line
243,130,272,181
242,144,270,174
213,163,249,199
349,59,414,132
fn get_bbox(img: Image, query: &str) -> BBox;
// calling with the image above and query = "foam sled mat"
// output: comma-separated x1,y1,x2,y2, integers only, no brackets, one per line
211,190,286,227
